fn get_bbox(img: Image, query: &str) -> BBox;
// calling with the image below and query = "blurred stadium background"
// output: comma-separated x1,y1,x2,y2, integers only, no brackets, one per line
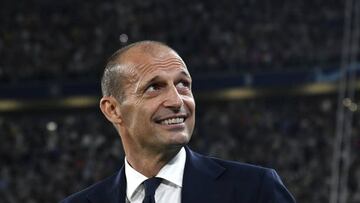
1,0,360,202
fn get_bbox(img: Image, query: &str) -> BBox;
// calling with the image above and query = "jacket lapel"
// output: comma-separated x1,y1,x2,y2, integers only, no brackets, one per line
86,147,226,203
87,165,127,203
182,147,226,203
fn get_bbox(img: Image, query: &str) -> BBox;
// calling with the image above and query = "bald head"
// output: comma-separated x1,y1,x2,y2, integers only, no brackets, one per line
101,41,182,101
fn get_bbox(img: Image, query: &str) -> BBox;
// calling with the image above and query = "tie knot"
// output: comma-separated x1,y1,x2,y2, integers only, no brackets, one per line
143,177,162,197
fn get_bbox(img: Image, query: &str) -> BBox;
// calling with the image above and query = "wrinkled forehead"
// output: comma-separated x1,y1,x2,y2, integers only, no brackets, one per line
121,46,189,77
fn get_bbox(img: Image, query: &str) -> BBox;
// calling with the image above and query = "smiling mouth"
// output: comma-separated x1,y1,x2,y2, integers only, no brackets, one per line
155,116,187,125
160,117,185,125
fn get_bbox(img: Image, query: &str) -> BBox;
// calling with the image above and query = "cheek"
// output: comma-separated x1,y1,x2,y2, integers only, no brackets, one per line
184,96,196,114
133,102,157,127
119,101,144,128
122,98,147,123
184,97,196,131
119,105,134,128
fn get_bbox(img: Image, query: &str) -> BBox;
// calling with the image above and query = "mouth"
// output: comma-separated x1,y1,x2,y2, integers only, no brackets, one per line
155,115,187,126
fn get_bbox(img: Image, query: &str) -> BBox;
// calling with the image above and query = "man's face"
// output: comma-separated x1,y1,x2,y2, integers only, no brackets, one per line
118,48,195,152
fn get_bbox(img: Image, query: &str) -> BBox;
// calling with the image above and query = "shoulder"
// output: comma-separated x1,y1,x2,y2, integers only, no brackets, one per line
60,171,120,203
187,149,296,202
189,148,270,179
206,154,273,181
211,156,296,202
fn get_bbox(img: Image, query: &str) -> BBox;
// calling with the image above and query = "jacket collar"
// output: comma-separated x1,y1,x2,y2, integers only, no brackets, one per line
86,146,225,203
182,146,226,203
87,165,127,203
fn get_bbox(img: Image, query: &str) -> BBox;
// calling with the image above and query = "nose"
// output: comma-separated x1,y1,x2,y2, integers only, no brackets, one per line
163,85,184,111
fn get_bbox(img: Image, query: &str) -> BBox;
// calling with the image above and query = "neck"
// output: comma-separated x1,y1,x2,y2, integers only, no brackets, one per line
125,146,181,177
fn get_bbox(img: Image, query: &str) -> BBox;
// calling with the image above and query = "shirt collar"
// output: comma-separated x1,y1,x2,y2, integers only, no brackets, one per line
156,147,186,187
124,147,186,199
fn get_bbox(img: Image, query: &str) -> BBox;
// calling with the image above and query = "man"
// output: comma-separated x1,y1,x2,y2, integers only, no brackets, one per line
61,41,296,203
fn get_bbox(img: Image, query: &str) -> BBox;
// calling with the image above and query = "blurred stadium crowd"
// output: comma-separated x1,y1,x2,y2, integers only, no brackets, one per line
1,97,360,202
1,0,342,82
1,0,359,203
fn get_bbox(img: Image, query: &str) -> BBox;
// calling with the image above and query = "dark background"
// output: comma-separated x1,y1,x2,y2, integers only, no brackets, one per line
1,0,359,202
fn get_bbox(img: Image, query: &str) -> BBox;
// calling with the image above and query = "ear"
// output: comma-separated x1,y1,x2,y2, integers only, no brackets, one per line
99,96,123,124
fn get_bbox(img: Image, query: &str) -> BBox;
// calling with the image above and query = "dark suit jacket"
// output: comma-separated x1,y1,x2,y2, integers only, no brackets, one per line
60,146,295,203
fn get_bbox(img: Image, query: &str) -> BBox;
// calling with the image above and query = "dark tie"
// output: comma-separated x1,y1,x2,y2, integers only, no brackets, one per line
142,177,162,203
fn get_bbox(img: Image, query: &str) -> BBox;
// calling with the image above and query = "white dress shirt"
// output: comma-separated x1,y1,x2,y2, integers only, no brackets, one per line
124,147,186,203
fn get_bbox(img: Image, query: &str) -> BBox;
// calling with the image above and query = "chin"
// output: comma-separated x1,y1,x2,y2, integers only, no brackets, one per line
167,133,191,146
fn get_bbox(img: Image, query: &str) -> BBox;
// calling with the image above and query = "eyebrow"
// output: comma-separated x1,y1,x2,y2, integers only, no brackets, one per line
180,70,191,78
138,70,192,91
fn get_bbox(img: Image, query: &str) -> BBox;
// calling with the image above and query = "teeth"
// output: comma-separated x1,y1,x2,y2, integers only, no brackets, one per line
161,117,184,125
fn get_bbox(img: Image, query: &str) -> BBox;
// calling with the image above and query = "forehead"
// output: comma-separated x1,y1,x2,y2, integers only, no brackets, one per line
122,46,189,77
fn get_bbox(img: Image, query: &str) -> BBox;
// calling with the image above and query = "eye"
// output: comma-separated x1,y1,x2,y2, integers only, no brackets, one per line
145,84,159,92
145,82,165,94
179,81,189,87
176,80,191,89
